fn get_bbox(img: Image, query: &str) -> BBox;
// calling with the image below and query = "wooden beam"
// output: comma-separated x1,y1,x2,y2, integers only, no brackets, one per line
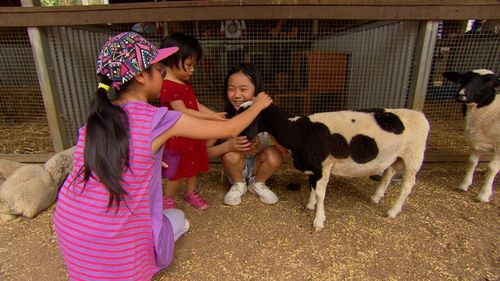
0,153,55,163
0,1,499,27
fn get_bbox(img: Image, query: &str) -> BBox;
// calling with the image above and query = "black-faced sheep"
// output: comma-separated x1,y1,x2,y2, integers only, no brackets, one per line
241,103,429,231
0,147,74,222
443,69,499,202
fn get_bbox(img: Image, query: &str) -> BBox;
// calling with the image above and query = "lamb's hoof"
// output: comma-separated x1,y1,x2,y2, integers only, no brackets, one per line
371,195,382,204
457,184,470,192
306,202,315,210
313,215,325,231
477,194,491,203
313,222,324,232
386,209,400,218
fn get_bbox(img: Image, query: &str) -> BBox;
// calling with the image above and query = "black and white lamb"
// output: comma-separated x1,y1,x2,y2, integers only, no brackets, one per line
443,69,499,202
240,103,429,231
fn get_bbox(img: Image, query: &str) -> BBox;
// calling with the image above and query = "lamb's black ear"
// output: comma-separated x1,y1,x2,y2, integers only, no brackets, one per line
484,74,500,88
443,71,463,83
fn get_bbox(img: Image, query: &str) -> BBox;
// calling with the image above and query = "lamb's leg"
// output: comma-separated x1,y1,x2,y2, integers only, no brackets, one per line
371,167,397,203
459,150,480,191
313,164,333,231
477,152,499,202
306,187,316,210
387,171,416,218
313,177,328,231
306,172,321,210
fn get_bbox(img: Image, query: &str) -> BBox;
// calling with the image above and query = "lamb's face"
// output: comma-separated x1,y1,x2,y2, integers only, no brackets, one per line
236,101,261,140
443,69,499,106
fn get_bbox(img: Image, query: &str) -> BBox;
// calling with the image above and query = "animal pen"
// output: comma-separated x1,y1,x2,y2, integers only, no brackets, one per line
0,1,499,163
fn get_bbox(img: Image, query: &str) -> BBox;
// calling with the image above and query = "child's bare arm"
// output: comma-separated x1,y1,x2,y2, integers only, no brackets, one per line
170,100,225,121
197,101,227,120
206,136,251,159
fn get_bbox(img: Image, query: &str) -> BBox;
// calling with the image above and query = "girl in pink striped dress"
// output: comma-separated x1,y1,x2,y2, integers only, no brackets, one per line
53,32,272,281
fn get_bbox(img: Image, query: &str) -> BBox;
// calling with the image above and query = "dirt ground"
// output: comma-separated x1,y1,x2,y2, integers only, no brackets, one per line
0,163,498,281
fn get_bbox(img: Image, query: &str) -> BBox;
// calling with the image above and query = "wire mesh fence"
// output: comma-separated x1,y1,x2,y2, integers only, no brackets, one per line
0,27,52,154
0,19,498,158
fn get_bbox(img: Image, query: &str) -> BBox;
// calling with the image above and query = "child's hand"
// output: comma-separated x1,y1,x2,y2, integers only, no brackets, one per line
227,136,251,152
212,112,227,121
252,92,272,110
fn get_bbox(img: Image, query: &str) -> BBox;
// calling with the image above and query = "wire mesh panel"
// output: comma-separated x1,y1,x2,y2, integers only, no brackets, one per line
0,27,52,154
423,20,500,153
47,20,422,146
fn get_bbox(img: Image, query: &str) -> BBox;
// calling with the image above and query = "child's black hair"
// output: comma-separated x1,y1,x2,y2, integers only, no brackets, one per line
76,74,132,211
160,32,203,71
223,63,266,118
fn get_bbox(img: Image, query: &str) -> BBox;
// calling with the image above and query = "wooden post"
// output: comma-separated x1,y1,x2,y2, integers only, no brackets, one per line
21,0,69,152
408,20,439,111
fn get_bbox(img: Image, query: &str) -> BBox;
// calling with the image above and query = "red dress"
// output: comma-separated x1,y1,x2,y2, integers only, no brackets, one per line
160,80,209,180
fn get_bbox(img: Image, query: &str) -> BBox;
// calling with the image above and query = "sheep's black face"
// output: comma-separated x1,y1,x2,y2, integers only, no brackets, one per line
443,70,499,108
236,101,261,140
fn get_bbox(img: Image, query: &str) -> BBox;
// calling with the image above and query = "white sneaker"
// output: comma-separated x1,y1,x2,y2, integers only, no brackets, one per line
248,181,278,204
183,219,190,233
224,182,247,206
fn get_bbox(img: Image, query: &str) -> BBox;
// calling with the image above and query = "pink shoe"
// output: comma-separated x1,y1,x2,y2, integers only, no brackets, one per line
183,191,209,210
163,197,176,209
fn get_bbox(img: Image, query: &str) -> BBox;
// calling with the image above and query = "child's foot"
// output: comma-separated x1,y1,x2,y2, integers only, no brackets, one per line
248,181,278,204
224,182,247,206
183,191,209,210
163,196,176,209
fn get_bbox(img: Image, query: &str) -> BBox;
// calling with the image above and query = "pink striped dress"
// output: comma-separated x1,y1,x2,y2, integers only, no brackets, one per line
53,101,181,281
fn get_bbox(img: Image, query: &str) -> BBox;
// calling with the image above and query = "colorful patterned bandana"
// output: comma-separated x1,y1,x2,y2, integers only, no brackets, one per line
96,32,178,90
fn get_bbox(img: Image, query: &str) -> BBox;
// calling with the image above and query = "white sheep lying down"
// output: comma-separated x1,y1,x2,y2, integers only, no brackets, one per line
242,104,430,231
0,147,74,222
443,69,499,202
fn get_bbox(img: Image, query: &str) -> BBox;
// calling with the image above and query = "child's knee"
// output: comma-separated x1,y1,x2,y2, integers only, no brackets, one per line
163,208,188,240
163,208,185,224
263,147,283,167
222,151,244,164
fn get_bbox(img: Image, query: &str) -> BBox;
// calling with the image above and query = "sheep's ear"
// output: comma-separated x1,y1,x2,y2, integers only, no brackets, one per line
484,74,500,88
443,71,463,83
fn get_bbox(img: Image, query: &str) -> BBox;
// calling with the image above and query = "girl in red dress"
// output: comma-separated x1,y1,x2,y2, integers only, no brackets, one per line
160,33,226,210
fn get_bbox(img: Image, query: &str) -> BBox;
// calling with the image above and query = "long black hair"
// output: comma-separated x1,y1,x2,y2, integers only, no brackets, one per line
223,63,266,118
160,32,203,71
77,74,131,211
